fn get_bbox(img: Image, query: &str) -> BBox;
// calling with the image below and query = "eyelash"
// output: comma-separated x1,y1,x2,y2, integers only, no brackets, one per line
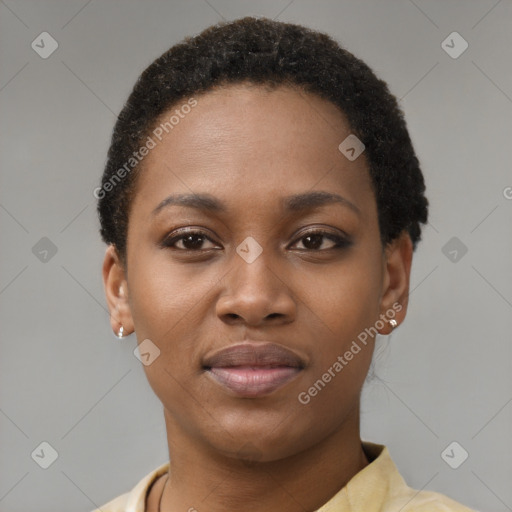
161,228,352,252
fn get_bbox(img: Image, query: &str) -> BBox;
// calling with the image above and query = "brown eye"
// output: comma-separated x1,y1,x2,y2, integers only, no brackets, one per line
162,230,218,251
291,230,351,251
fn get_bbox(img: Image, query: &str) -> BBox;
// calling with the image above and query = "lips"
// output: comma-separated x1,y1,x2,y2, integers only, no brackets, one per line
202,342,305,397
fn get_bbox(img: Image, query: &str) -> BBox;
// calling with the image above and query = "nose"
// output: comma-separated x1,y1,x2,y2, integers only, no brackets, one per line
216,250,297,327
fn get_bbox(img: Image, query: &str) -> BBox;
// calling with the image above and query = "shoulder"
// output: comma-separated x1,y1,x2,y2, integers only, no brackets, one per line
89,461,170,512
358,442,478,512
382,487,478,512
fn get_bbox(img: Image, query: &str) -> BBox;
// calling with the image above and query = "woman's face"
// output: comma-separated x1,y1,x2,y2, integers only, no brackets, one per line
104,83,412,462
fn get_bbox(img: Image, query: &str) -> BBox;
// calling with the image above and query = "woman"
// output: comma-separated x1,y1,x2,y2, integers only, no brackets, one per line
94,16,475,512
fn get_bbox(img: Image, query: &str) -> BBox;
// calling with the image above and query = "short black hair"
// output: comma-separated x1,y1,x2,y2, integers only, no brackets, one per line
97,16,428,264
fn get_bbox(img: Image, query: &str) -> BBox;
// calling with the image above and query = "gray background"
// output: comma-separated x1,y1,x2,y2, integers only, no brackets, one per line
1,1,511,511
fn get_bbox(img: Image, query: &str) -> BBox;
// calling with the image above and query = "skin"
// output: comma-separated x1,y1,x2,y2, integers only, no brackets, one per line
103,83,413,512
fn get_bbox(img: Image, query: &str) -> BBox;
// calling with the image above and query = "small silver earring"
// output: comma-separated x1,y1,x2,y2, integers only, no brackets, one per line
389,319,398,330
117,326,124,338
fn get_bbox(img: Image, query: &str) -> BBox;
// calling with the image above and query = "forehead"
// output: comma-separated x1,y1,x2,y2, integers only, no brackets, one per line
131,83,374,218
149,83,351,166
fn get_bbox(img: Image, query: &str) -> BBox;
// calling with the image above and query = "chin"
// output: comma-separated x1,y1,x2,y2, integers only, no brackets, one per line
201,409,314,463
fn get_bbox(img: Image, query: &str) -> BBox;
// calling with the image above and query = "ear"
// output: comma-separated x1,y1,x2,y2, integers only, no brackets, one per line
102,245,134,337
378,231,413,335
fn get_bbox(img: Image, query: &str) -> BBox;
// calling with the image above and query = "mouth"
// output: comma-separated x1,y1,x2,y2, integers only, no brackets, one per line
202,342,305,398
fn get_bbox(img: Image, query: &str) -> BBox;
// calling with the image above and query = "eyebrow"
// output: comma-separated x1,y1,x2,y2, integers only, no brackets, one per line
282,191,361,216
151,191,361,217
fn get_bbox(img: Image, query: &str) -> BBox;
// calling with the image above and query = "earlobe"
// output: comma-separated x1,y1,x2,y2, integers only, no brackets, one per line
102,245,134,338
378,232,413,335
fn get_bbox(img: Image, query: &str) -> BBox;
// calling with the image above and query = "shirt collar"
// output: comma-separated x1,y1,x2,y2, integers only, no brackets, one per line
124,442,403,512
315,442,408,511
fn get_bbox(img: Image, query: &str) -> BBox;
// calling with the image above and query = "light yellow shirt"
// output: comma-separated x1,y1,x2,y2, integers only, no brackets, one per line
91,442,476,512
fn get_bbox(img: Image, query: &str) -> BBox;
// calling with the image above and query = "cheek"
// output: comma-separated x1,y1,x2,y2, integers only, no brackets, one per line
125,257,217,418
126,251,219,376
295,247,382,397
127,244,209,330
297,253,382,345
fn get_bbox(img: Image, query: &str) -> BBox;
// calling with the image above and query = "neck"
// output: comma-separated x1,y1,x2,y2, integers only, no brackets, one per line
158,407,369,512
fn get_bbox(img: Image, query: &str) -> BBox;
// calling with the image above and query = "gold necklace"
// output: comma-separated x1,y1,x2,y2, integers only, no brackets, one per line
157,474,169,512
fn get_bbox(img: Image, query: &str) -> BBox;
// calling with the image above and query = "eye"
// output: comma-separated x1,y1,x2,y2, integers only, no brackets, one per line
161,229,219,251
290,229,352,251
161,228,351,252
